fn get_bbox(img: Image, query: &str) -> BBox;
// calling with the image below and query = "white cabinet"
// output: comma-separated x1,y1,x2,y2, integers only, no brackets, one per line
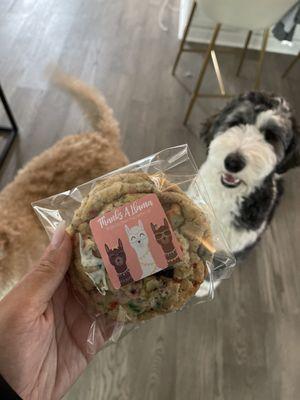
179,0,299,55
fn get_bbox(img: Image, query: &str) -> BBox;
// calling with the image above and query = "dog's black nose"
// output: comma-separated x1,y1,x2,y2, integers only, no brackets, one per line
224,153,246,173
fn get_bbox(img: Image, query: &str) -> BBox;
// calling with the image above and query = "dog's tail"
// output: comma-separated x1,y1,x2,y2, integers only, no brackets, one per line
50,68,120,142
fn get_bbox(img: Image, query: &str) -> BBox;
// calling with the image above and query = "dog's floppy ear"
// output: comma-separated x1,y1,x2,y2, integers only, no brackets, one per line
151,222,156,233
105,243,110,254
163,218,169,228
276,118,300,174
0,225,15,261
118,239,123,249
0,234,9,260
200,114,218,148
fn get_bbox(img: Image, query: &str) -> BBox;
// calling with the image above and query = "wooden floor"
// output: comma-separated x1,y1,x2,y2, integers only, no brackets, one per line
1,1,300,399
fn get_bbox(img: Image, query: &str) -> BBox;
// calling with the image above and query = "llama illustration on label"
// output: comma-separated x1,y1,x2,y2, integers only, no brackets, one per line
125,220,158,277
90,193,183,288
105,239,134,286
151,218,181,266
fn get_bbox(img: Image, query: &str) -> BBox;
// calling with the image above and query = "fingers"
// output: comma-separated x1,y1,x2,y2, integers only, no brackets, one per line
16,222,72,310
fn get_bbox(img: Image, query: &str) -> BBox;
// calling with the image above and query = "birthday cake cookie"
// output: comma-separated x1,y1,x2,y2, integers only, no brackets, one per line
67,172,213,322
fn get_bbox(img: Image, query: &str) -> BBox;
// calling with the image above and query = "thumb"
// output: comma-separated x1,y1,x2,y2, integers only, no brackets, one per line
18,222,72,308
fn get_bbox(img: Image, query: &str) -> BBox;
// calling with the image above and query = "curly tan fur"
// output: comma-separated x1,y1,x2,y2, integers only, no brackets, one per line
0,73,128,298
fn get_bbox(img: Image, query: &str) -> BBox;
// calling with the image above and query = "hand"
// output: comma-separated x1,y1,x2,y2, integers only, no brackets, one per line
0,223,110,400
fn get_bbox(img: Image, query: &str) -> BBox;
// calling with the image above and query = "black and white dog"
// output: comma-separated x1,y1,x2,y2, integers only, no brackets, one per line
197,92,299,258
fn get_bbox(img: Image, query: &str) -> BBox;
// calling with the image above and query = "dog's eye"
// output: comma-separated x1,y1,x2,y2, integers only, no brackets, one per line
264,129,278,144
131,235,136,241
140,233,145,237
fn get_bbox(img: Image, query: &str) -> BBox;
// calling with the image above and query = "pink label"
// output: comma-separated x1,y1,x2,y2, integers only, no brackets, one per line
89,194,183,289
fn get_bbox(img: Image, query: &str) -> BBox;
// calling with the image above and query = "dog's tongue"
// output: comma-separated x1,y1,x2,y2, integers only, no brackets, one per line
224,173,236,183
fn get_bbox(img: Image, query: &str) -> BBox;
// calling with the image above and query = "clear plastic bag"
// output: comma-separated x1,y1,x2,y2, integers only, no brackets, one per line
32,144,235,353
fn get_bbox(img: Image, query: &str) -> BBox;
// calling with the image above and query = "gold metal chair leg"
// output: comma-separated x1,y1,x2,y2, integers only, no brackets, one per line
183,23,221,125
282,52,300,79
172,1,197,76
236,30,252,77
210,50,225,95
254,29,269,90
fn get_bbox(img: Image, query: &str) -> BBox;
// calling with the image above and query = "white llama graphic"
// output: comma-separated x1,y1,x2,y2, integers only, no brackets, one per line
125,220,158,277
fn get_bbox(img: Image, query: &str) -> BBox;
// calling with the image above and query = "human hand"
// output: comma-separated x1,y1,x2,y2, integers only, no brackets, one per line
0,223,110,400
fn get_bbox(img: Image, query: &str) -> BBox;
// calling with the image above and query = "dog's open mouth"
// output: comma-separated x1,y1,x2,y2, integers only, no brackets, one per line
221,172,241,188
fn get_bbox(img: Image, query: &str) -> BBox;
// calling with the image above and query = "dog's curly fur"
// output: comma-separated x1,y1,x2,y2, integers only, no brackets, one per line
0,72,128,298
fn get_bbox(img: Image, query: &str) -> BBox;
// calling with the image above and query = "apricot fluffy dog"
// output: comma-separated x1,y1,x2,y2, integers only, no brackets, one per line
0,72,128,298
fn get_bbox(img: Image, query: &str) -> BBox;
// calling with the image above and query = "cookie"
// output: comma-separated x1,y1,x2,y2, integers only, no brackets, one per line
67,172,213,322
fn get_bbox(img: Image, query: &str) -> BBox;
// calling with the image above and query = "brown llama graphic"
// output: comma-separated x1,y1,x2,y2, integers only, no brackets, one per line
105,239,134,286
151,218,181,266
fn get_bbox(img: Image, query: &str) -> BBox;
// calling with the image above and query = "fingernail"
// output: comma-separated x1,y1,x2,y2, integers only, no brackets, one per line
51,221,66,249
